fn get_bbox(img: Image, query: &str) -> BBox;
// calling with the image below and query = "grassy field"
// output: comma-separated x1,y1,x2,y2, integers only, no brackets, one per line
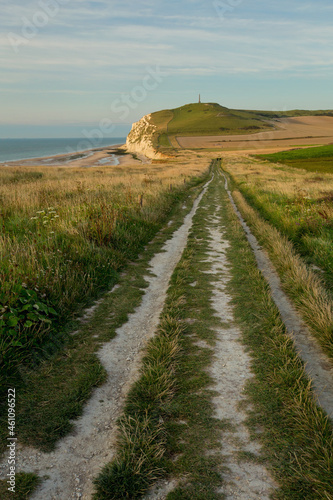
0,158,210,373
150,103,274,148
2,102,333,497
256,144,333,173
0,155,210,449
222,156,333,357
164,103,273,136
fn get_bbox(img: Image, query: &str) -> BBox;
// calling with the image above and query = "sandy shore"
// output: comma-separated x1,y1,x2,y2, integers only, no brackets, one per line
0,144,145,169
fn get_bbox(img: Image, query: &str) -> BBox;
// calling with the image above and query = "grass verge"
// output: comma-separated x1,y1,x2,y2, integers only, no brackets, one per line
221,157,333,358
220,173,333,499
226,179,333,359
221,156,333,292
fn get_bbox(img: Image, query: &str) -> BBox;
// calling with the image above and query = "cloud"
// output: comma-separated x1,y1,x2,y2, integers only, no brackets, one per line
1,0,333,125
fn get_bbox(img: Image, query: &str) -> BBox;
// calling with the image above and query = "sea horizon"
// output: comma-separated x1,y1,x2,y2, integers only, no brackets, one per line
0,137,126,163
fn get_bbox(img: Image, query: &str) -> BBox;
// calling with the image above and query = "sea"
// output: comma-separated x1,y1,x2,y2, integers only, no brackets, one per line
0,138,126,163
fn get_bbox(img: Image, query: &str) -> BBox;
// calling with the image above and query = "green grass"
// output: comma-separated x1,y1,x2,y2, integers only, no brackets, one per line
0,189,167,377
150,103,333,148
0,164,207,374
0,172,210,456
222,156,333,362
153,103,274,138
220,175,333,499
224,158,333,295
158,133,171,147
241,187,333,291
0,473,40,499
255,144,333,173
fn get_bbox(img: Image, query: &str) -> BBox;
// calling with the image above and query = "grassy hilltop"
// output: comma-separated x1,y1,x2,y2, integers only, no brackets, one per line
148,102,333,148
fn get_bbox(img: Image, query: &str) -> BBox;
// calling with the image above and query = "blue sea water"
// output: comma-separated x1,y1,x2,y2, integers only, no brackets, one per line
0,138,126,163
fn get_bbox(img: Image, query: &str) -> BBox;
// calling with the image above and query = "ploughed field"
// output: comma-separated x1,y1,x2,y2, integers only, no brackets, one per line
175,116,333,152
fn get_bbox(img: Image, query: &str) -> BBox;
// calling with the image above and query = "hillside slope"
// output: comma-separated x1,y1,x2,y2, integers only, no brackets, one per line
125,102,333,158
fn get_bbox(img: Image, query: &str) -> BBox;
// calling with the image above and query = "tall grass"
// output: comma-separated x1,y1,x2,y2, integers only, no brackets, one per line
231,190,333,356
223,156,333,291
0,156,210,377
224,196,333,499
221,157,333,358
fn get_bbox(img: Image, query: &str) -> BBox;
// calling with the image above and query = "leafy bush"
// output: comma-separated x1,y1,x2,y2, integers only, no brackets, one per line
0,284,57,374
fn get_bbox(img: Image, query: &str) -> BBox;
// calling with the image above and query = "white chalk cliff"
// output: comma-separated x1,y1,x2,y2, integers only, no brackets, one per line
125,114,166,160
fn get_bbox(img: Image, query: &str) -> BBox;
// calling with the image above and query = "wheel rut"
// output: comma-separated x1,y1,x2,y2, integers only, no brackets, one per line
195,192,277,499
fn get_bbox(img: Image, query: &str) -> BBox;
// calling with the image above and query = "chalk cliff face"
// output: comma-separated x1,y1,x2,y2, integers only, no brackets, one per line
125,114,166,160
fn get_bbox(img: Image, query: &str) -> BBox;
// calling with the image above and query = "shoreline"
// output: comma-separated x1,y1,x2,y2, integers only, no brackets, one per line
0,138,126,165
0,143,143,169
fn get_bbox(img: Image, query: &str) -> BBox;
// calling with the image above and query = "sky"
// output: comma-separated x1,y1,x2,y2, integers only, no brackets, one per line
0,0,332,138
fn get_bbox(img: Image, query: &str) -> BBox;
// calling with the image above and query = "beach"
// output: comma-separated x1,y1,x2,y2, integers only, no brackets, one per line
0,143,146,169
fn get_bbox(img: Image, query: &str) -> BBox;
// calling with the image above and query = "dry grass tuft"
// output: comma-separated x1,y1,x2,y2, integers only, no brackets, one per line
232,189,333,356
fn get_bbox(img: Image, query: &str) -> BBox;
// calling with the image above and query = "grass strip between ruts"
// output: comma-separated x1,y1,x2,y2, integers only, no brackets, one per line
93,162,228,499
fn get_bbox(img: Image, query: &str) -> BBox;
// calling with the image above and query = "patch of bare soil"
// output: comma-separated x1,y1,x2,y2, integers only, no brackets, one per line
221,171,333,420
0,178,212,499
202,209,277,499
176,116,333,153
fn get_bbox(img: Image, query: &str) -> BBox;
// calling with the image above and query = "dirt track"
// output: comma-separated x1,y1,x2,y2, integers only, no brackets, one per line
2,162,333,498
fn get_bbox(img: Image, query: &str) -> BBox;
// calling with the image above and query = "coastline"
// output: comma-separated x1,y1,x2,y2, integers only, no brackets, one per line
0,143,144,169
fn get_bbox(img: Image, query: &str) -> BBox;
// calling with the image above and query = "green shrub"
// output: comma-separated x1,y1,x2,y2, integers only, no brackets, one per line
0,284,57,374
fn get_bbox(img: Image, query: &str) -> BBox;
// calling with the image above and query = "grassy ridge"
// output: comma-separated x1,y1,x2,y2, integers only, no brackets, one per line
150,103,333,150
164,103,272,136
255,144,333,173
